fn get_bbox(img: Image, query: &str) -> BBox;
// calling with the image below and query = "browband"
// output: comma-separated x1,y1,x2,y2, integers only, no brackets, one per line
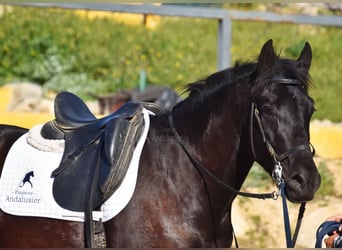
271,78,303,86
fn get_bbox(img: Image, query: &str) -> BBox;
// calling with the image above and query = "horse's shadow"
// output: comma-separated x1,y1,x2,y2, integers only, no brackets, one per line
19,171,34,188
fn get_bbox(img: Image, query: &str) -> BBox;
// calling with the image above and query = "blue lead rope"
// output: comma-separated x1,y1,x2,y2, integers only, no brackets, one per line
280,182,293,248
315,221,341,248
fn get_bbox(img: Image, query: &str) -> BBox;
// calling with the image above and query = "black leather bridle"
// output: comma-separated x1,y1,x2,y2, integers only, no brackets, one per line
250,101,315,187
168,77,315,248
248,78,316,248
250,77,315,185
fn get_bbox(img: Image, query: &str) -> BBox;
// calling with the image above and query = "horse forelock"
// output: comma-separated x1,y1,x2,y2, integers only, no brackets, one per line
281,58,312,90
256,57,313,94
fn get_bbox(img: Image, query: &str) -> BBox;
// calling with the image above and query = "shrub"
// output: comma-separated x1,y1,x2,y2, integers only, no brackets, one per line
0,6,217,100
0,5,341,121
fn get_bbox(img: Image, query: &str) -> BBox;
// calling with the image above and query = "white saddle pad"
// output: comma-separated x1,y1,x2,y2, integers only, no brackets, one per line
0,108,151,222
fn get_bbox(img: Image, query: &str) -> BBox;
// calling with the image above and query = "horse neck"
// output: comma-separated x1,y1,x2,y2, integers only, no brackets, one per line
172,79,255,191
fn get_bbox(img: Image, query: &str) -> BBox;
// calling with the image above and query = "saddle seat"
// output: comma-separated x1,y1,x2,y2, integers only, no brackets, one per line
38,91,163,214
41,92,143,140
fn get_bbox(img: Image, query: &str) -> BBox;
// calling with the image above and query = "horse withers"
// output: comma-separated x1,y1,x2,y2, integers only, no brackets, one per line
0,40,320,247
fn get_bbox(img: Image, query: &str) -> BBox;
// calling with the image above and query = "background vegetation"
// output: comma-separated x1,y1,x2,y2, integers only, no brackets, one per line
0,4,341,121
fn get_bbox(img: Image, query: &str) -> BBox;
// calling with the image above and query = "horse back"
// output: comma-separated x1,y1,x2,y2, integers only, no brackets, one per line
0,125,27,169
0,124,86,247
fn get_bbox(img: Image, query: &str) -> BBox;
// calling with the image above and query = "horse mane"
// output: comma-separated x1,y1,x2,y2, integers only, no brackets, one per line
185,61,256,99
185,54,312,101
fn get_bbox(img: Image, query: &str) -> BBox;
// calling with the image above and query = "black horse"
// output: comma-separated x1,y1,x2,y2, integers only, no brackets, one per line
19,171,34,188
0,40,320,247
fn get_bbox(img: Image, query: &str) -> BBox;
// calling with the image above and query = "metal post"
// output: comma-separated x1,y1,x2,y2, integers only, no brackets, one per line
217,14,231,70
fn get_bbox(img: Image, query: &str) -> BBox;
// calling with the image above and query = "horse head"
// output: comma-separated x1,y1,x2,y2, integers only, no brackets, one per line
251,39,321,203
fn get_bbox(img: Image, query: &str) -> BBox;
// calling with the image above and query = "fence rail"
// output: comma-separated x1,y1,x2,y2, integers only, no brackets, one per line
15,3,342,70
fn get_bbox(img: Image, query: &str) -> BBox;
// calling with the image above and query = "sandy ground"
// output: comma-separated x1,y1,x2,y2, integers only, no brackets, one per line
232,157,341,248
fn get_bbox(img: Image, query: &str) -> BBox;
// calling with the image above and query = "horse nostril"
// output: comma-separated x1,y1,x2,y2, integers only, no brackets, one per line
292,174,306,188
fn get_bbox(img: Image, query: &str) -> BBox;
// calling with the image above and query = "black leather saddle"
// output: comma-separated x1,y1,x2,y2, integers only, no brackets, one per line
40,91,157,212
40,91,166,247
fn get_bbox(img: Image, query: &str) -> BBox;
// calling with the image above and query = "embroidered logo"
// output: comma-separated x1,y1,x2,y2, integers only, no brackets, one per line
5,170,41,204
19,171,34,188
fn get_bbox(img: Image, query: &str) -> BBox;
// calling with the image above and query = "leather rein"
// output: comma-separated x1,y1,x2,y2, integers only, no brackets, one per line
168,77,314,248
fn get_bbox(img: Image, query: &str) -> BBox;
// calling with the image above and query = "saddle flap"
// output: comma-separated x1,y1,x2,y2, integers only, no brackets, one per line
51,127,103,177
52,129,104,212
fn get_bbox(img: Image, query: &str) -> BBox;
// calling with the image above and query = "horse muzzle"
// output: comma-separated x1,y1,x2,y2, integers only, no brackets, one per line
283,156,321,203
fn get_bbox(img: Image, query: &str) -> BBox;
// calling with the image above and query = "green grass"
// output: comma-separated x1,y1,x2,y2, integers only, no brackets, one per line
0,5,341,121
245,214,269,248
316,161,335,198
231,21,342,122
242,163,272,189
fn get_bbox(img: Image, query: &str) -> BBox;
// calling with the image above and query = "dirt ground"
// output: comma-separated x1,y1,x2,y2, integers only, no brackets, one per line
232,157,341,248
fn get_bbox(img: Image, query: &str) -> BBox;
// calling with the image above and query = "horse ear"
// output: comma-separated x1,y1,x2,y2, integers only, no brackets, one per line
257,39,276,73
297,42,312,73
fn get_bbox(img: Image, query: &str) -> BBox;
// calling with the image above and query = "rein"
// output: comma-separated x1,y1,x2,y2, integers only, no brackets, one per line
168,114,278,200
249,99,315,247
168,78,313,247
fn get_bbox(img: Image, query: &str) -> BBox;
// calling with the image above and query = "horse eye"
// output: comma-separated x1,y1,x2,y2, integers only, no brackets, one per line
261,104,272,114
